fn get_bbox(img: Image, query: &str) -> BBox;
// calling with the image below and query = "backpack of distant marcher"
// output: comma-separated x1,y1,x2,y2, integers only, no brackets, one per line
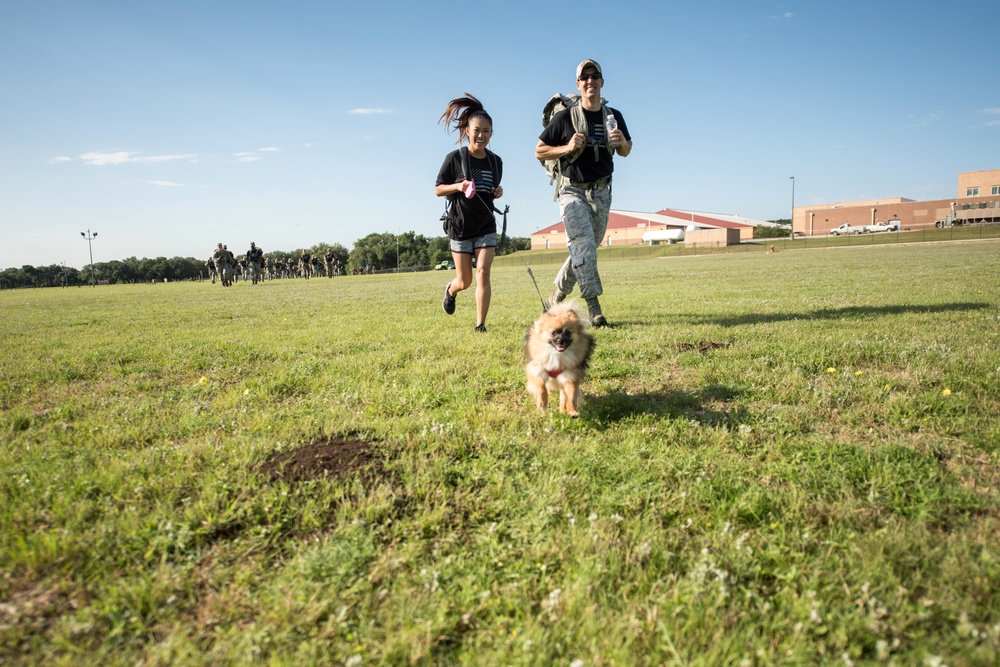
539,93,612,199
440,146,509,250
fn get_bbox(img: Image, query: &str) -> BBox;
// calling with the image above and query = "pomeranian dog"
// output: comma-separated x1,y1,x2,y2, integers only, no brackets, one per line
524,302,594,417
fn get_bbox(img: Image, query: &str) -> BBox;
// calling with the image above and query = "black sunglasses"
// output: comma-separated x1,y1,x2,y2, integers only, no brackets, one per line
578,71,602,81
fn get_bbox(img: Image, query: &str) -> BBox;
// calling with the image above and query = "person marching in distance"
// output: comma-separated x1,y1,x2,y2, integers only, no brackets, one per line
246,242,264,285
436,94,504,333
213,243,232,287
536,59,631,327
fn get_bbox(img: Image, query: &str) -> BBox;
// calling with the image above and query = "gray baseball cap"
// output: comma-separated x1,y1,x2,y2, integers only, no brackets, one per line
576,59,602,79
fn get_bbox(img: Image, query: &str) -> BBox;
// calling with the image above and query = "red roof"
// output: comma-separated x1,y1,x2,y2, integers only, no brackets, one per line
655,209,752,230
535,211,666,235
533,209,754,236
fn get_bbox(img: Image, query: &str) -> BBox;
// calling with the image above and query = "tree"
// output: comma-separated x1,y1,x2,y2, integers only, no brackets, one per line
499,236,531,256
753,222,791,239
396,231,432,270
348,232,432,273
428,236,450,265
310,243,349,269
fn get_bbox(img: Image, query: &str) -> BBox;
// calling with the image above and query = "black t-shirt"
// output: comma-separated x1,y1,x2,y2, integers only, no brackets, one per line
436,148,503,240
538,106,630,184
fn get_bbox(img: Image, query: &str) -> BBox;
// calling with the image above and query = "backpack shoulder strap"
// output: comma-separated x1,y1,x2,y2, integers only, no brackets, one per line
486,149,501,187
565,102,588,165
459,146,471,183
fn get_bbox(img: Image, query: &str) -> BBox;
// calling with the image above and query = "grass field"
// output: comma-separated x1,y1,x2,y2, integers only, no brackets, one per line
2,240,999,666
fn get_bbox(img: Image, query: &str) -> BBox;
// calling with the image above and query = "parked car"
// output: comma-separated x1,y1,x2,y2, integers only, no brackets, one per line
434,261,451,270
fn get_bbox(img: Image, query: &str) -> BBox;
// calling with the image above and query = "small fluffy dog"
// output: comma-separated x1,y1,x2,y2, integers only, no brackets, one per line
524,302,594,417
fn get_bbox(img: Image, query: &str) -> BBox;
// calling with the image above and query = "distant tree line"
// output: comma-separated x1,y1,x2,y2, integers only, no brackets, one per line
754,220,792,239
344,233,529,272
0,234,532,288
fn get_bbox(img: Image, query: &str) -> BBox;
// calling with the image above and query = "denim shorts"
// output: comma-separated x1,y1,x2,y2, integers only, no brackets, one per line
449,232,497,255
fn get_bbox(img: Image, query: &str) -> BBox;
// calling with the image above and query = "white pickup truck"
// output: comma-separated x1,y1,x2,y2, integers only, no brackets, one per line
829,223,863,236
869,221,900,232
830,221,900,235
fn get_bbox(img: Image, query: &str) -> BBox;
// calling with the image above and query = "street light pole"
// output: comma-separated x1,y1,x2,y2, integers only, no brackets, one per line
80,229,98,286
789,176,795,231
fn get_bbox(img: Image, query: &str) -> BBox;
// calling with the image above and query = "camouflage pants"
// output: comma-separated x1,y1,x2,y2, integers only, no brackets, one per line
218,262,233,286
553,182,612,300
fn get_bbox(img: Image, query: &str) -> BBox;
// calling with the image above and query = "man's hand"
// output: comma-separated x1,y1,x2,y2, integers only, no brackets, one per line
565,132,586,156
535,134,587,161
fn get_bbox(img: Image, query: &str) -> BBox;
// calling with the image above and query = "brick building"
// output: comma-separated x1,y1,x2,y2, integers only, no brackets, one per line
792,169,1000,236
530,209,770,250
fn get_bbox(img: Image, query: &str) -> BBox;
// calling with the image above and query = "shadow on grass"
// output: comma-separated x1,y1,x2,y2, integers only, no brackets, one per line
678,301,990,328
587,383,747,426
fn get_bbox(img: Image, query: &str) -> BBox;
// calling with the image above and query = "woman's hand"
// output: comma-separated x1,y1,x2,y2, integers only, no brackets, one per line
436,180,472,198
493,185,503,199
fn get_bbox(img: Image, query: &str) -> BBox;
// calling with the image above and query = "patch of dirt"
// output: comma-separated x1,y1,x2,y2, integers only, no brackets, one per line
259,436,384,484
0,576,82,639
672,341,731,353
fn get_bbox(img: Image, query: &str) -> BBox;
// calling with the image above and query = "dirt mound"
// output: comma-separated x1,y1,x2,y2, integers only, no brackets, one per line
259,436,382,484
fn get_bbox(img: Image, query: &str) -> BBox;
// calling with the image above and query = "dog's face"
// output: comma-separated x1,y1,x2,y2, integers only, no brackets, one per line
527,303,592,364
536,307,583,351
546,321,576,352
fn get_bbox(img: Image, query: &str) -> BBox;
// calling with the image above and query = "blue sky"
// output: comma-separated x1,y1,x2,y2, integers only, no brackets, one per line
2,0,998,269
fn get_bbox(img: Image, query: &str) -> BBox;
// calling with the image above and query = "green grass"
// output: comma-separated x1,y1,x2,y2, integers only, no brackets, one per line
2,241,999,666
493,223,1000,269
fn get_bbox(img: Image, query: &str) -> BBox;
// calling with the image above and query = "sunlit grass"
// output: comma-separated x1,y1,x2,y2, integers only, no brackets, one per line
2,240,999,665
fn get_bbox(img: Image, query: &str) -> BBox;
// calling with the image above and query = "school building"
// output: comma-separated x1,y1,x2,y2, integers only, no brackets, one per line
529,208,772,250
792,168,1000,236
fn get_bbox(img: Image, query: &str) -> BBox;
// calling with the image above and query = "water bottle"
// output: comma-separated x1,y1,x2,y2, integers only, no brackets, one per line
605,113,618,147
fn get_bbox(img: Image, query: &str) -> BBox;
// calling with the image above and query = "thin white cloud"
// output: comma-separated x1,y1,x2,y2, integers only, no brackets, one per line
349,108,393,115
972,109,1000,128
80,151,196,166
234,147,280,162
304,142,317,148
144,180,183,188
907,111,944,128
47,156,72,164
